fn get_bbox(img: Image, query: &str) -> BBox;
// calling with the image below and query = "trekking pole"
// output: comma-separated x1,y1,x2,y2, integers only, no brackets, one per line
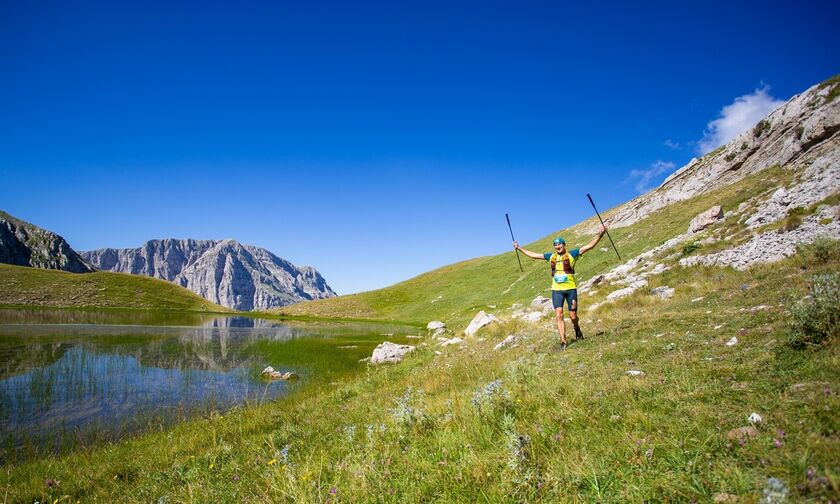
505,213,524,272
586,194,621,261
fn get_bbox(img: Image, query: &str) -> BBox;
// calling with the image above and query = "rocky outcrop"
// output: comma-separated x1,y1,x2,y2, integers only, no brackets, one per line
603,77,840,230
370,342,415,364
0,211,95,273
82,238,336,311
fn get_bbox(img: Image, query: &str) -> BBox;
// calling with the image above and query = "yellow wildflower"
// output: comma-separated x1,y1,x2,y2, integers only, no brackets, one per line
209,463,215,470
268,458,277,466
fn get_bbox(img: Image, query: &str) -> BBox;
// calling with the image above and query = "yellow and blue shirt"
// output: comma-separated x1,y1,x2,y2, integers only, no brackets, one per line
543,249,580,291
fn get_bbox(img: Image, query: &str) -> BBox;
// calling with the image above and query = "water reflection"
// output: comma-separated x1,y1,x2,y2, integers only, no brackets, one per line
0,310,417,462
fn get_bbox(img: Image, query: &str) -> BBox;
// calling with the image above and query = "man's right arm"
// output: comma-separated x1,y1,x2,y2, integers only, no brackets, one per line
513,242,546,261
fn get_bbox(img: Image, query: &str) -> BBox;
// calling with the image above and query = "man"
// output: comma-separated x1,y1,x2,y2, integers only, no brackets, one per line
513,224,607,350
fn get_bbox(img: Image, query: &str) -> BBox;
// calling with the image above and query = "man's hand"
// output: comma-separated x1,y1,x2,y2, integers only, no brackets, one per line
513,241,520,250
600,224,607,235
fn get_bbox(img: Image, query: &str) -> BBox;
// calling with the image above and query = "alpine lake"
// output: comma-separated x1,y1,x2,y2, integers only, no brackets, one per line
0,308,418,464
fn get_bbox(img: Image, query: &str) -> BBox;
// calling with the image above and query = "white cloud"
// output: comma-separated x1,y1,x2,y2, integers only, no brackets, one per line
663,139,681,150
697,86,785,155
627,160,676,193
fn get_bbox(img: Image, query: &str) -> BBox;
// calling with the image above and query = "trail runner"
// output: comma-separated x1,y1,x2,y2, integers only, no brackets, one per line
514,224,607,350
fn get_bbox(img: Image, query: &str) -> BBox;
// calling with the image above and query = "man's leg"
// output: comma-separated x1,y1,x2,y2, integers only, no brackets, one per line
569,292,584,339
554,307,567,345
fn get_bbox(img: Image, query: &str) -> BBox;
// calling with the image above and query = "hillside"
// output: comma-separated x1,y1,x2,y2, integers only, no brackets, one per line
277,76,839,328
0,210,94,273
0,264,232,312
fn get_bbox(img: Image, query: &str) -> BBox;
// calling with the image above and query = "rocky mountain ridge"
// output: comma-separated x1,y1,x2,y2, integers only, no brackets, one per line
0,211,95,273
82,239,336,311
602,77,839,231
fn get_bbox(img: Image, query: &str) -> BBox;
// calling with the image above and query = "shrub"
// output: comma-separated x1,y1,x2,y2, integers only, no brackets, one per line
681,242,701,256
787,272,840,349
780,207,807,232
724,152,737,162
753,119,770,138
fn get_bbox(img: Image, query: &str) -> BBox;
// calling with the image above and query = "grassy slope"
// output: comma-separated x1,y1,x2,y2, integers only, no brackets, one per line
3,164,838,501
0,264,231,312
3,241,837,502
278,165,798,327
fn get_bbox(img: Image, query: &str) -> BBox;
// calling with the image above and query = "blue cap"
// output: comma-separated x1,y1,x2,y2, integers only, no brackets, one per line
553,237,566,245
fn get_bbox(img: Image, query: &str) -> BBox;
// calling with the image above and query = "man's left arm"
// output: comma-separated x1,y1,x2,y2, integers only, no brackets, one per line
578,224,607,256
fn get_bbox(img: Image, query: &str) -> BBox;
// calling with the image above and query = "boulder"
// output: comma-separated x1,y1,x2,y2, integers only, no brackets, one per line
607,278,648,301
531,296,554,314
689,205,724,233
427,321,446,331
494,334,518,351
439,337,465,347
464,310,499,336
650,286,675,299
370,341,415,364
519,311,543,323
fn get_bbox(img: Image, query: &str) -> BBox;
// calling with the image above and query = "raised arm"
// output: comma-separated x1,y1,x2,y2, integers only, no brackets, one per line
513,242,546,261
578,225,607,256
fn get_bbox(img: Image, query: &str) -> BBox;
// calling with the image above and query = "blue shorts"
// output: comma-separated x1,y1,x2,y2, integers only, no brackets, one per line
552,289,578,311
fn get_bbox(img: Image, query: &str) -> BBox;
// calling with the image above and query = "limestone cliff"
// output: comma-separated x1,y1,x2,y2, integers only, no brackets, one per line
82,239,336,311
0,211,95,273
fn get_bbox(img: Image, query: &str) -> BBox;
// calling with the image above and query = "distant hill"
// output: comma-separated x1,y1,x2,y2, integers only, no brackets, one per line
82,239,336,311
0,210,94,273
0,263,231,312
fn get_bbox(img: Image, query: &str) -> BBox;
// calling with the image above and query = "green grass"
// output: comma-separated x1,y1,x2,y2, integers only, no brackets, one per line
0,264,232,312
278,165,795,328
2,241,838,502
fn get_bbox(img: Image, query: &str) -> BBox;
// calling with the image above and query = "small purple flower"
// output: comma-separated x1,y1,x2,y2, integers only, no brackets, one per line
232,474,240,482
777,429,785,437
806,467,815,480
773,438,783,448
330,487,337,495
45,478,60,488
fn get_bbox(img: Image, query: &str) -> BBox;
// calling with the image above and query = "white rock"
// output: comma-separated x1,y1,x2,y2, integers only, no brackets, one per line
531,296,554,314
439,337,465,347
689,205,724,233
607,278,648,301
464,310,500,336
748,412,763,424
691,297,705,303
725,336,738,346
650,286,675,299
626,370,645,377
427,321,446,331
519,311,543,323
370,341,416,364
493,334,518,351
750,305,770,313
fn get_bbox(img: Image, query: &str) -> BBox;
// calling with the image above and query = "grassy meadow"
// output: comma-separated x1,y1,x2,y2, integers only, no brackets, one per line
0,264,231,313
2,163,839,501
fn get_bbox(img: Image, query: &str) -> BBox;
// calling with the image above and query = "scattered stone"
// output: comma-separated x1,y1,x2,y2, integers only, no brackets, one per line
727,426,759,442
531,296,554,314
748,412,763,424
607,278,648,301
626,370,645,377
714,324,724,330
370,342,415,364
434,351,443,356
427,321,446,331
750,305,770,313
519,311,543,323
494,334,518,351
650,286,675,299
691,296,705,303
663,342,676,351
439,337,465,347
464,310,500,336
261,366,299,380
689,205,724,233
609,415,621,422
511,303,523,309
337,345,359,348
725,337,738,347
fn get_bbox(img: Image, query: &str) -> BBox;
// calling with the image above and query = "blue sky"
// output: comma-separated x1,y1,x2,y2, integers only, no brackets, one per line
1,1,838,294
